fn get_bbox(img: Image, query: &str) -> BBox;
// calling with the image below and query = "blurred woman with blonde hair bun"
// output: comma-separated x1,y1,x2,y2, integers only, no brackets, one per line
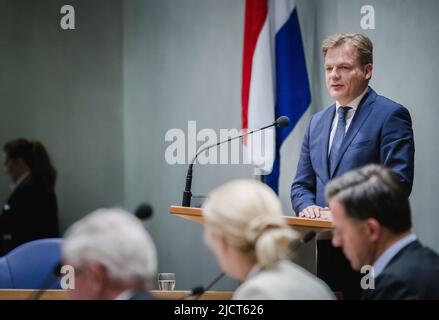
203,179,334,300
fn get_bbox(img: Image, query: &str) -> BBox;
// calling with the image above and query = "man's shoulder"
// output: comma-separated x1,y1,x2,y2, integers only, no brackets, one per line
366,88,413,122
392,241,438,264
380,241,439,288
371,244,439,299
373,91,406,112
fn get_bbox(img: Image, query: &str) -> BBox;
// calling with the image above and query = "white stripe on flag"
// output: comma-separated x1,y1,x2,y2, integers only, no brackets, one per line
270,0,296,32
246,16,275,174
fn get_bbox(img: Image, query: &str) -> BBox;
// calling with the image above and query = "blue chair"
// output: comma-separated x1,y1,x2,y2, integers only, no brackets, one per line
0,238,62,289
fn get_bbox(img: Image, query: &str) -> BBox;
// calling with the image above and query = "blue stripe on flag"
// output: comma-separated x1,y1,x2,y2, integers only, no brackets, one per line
262,8,311,193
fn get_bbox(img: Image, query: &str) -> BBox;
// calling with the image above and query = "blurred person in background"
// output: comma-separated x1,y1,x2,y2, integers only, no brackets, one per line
1,138,59,255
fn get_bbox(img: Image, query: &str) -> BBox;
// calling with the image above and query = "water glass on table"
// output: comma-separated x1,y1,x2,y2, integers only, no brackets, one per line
158,273,176,291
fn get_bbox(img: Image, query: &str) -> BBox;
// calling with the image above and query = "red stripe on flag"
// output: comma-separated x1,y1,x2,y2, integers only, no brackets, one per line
241,0,268,134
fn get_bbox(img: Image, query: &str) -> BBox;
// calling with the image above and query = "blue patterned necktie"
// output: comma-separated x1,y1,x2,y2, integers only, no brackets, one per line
329,106,351,175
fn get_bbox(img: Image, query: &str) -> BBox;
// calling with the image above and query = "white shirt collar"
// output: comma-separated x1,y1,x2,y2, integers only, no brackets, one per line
10,171,30,191
373,233,417,278
113,289,135,300
335,86,368,111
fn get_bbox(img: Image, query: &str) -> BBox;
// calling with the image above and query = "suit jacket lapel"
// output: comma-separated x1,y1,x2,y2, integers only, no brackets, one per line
362,240,419,300
330,87,377,178
320,105,336,181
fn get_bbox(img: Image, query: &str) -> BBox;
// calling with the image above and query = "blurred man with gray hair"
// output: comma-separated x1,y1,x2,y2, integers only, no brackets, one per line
62,208,157,300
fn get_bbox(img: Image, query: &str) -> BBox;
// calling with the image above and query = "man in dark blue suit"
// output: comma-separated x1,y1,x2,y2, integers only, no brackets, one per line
326,165,439,300
291,33,415,298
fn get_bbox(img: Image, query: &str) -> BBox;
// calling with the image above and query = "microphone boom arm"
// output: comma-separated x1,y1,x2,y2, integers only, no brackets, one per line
182,116,289,207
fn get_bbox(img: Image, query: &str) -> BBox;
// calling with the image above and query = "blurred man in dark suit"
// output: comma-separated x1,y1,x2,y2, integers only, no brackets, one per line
326,164,439,299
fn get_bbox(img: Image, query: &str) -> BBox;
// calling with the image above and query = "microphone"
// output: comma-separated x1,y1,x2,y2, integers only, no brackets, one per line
291,231,317,251
134,203,153,220
53,262,63,276
182,116,290,207
28,262,63,300
178,272,226,300
275,115,290,128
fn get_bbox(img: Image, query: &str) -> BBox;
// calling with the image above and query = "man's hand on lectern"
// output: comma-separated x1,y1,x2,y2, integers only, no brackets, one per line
299,205,332,220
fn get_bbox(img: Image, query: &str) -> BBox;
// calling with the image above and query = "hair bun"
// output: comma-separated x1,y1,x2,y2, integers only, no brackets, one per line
244,215,284,243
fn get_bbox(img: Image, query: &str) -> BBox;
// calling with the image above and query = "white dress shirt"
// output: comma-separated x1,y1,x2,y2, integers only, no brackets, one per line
328,87,368,154
113,289,135,300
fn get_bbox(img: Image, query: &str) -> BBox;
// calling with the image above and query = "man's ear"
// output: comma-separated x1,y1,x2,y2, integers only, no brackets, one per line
365,218,381,242
364,63,373,80
87,263,108,293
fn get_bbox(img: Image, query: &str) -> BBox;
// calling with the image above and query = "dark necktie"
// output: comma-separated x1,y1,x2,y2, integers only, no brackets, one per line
329,106,351,175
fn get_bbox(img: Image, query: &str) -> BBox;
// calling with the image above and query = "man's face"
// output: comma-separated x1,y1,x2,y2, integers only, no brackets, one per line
324,44,372,106
330,199,374,271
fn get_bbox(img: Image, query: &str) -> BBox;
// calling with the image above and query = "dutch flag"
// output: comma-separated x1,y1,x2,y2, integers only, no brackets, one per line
241,0,311,193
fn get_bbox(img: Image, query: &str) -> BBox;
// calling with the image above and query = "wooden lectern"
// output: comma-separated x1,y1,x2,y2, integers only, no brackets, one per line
169,205,332,235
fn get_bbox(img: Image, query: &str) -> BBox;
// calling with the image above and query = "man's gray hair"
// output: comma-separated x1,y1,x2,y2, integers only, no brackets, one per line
322,33,373,66
63,208,157,285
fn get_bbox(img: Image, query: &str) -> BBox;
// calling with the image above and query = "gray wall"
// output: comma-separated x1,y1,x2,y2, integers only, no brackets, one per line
123,0,249,290
0,0,124,229
1,0,438,291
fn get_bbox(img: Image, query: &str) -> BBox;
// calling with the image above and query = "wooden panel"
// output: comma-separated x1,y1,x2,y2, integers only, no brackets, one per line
0,289,341,300
170,205,333,230
151,290,233,300
0,289,67,300
0,289,232,300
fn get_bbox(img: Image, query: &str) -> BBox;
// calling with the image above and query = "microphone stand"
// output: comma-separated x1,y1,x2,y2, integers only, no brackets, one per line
178,272,225,300
290,231,317,251
27,262,62,300
182,116,290,207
